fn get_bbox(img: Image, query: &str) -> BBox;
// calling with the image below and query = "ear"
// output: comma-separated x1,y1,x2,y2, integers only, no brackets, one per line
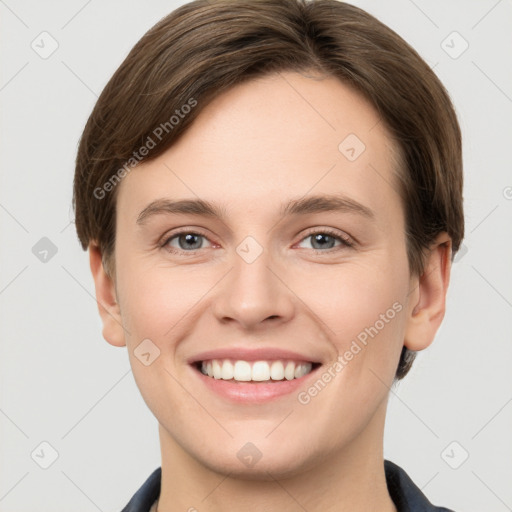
88,242,126,347
404,232,452,352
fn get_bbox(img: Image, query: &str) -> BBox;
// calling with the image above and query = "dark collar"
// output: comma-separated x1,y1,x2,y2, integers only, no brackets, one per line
121,459,455,511
384,460,455,511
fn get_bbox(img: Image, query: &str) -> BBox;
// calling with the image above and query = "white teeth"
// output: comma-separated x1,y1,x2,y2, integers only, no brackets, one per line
221,360,234,380
295,363,310,379
233,360,252,381
251,361,270,381
270,360,284,380
212,360,222,379
284,361,296,380
199,359,314,382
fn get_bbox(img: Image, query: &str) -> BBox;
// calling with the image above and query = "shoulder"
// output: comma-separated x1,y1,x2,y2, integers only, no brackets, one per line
385,459,455,512
120,467,161,512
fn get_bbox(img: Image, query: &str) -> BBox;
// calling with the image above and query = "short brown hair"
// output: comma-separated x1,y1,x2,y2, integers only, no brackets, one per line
73,0,464,381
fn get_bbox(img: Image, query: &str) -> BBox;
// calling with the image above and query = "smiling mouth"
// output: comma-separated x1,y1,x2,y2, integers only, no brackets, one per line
193,359,322,382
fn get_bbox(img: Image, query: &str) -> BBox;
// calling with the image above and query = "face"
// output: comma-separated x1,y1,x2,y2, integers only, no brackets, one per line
109,70,417,478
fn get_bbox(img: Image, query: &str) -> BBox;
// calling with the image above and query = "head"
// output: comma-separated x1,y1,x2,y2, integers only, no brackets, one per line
73,0,463,478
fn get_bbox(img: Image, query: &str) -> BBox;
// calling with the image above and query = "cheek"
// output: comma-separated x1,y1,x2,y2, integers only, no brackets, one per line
116,257,214,343
290,247,409,402
296,263,408,432
294,257,408,341
127,356,194,438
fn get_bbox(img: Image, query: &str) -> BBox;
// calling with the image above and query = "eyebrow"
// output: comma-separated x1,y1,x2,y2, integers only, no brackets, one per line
136,194,375,225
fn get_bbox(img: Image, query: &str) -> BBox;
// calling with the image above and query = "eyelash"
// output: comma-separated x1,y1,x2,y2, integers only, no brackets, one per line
159,228,354,255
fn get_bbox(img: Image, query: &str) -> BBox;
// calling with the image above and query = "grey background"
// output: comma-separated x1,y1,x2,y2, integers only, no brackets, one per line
1,0,511,510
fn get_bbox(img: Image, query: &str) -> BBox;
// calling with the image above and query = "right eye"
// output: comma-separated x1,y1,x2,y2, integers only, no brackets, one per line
161,230,213,254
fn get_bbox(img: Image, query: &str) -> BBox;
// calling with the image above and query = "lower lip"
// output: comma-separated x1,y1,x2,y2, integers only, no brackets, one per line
191,364,321,403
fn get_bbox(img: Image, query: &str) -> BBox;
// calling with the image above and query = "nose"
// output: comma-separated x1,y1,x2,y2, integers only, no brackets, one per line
211,244,295,330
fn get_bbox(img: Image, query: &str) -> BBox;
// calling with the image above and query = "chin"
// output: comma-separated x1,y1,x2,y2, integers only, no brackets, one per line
195,441,321,481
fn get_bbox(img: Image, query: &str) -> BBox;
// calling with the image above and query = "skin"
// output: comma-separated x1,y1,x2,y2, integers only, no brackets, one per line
89,70,452,512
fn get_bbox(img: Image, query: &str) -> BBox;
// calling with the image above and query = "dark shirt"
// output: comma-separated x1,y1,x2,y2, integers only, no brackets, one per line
121,459,455,511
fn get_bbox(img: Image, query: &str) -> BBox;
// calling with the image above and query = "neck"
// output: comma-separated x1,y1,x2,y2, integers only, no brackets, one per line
156,400,396,512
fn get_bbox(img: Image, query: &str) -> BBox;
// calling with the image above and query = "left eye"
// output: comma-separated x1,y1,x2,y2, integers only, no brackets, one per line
297,231,352,251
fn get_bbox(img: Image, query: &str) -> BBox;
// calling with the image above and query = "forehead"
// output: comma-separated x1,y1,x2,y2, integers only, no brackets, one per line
117,70,403,227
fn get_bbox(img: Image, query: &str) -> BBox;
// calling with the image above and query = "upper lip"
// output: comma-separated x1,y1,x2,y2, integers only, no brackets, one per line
188,347,322,365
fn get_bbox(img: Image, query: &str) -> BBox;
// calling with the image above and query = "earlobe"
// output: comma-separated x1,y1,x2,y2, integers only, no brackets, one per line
88,242,126,347
403,233,452,352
